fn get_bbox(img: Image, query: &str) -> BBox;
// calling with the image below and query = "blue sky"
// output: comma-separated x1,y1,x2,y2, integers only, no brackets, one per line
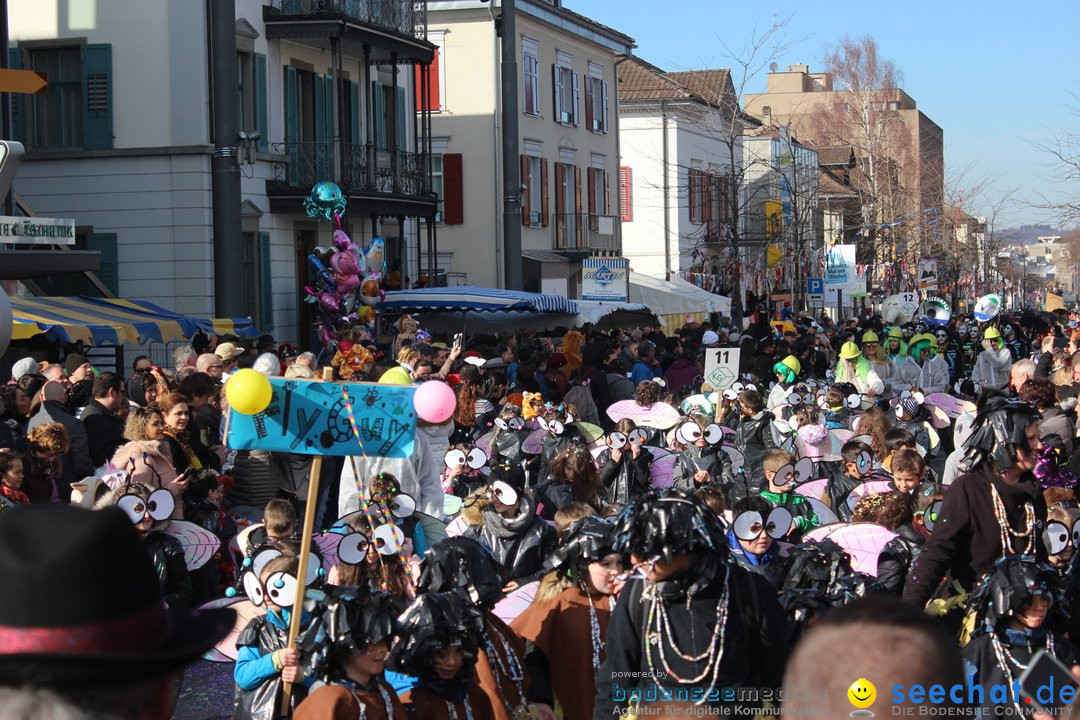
572,0,1080,228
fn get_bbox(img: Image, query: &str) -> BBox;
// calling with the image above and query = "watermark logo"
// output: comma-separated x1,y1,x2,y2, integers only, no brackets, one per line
848,678,876,717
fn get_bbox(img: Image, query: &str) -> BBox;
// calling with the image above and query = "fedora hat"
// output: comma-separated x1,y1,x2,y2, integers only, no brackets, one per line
0,505,234,686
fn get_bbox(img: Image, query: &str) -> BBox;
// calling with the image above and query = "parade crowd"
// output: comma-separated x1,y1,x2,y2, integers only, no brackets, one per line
7,305,1080,719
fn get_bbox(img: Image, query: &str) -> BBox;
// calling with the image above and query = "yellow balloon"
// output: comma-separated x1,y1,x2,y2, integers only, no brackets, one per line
379,367,412,386
767,243,783,268
225,368,273,415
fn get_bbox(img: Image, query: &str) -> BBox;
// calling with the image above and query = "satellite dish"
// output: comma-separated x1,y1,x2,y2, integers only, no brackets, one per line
769,62,778,73
973,294,1001,323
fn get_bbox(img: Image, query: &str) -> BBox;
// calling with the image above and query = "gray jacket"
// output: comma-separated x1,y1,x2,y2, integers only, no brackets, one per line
28,400,94,500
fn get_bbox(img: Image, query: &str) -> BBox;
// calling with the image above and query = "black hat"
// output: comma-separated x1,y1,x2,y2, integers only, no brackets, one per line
418,537,506,609
0,505,234,687
488,463,526,506
301,587,399,682
392,592,484,678
545,516,615,575
610,489,728,563
968,556,1064,635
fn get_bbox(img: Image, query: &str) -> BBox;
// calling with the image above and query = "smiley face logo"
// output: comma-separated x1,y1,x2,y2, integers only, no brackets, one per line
847,678,876,716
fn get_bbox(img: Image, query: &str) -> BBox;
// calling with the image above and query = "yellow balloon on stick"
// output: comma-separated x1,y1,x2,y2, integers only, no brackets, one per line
225,369,273,415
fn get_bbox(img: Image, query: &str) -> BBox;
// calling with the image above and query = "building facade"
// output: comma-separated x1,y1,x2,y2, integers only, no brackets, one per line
425,0,634,295
8,0,437,348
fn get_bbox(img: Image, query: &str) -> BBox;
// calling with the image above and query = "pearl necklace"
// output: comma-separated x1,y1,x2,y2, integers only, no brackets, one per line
582,584,605,672
990,484,1035,556
991,631,1054,716
642,582,730,705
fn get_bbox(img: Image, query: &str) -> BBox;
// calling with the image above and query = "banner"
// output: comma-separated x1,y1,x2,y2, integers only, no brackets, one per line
0,216,75,245
582,257,628,302
227,378,416,458
918,259,938,291
1046,293,1065,312
823,244,866,297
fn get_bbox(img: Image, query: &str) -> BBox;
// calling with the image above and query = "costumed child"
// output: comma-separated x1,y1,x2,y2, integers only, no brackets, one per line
184,472,238,600
417,537,533,720
597,419,653,505
851,490,917,595
727,496,786,585
962,557,1080,718
293,588,404,720
463,464,557,589
535,404,586,485
246,498,299,554
891,391,934,459
233,551,314,720
760,449,819,535
0,449,28,505
327,514,416,604
97,482,192,609
821,388,852,430
825,440,875,522
512,516,622,720
671,413,734,495
396,592,495,720
766,355,801,411
533,444,606,521
442,441,491,499
889,448,926,494
488,404,529,466
594,490,789,717
729,389,778,504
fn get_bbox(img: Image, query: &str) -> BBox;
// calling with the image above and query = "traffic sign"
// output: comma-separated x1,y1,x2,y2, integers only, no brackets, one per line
807,277,824,296
0,70,47,95
704,348,740,390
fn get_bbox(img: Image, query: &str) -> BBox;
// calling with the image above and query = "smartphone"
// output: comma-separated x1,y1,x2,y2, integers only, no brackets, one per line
453,333,464,350
1019,649,1080,714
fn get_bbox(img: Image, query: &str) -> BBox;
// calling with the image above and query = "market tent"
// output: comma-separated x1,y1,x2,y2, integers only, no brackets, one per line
576,301,658,329
12,296,257,345
628,273,731,334
380,286,577,314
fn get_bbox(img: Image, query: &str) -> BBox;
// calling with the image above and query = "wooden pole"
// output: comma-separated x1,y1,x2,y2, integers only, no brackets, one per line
279,366,334,716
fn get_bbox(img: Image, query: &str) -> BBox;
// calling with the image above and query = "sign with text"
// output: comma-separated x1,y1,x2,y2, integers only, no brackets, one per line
918,259,938,291
582,257,628,302
823,244,866,296
0,216,75,245
227,378,416,458
704,348,741,390
807,277,824,297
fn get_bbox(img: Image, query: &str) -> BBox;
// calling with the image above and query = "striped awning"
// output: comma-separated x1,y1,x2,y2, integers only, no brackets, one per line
381,286,577,314
12,296,257,346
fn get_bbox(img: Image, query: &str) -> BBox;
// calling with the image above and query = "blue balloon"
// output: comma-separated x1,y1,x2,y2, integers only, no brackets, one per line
303,181,348,222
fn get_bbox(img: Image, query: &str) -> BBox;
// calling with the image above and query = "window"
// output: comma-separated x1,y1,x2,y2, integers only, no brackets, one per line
554,162,580,248
584,64,608,133
619,166,633,222
241,231,273,329
431,154,444,223
588,167,607,215
553,55,578,126
521,154,543,226
522,39,539,116
14,44,112,150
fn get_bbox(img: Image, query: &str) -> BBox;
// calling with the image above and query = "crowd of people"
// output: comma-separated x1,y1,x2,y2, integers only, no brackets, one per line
8,305,1080,718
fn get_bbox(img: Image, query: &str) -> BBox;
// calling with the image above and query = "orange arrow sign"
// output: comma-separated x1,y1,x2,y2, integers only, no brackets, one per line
0,69,47,95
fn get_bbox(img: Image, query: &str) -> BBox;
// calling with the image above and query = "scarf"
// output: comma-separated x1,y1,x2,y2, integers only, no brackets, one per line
164,425,202,470
482,495,536,539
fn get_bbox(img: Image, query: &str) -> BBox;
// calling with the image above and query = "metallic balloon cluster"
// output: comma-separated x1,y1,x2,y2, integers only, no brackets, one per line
302,181,386,344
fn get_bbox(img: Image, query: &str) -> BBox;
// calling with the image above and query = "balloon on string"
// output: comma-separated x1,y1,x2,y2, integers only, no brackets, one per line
379,367,413,386
413,380,457,424
225,369,274,415
303,181,347,222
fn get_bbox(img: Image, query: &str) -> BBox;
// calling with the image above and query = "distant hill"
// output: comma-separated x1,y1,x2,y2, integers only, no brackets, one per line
994,224,1061,245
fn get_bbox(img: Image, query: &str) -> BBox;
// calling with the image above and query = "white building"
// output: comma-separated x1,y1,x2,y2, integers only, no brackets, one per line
8,0,438,348
617,56,744,281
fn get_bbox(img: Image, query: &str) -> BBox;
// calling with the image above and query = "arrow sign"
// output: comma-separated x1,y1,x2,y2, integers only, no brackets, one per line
0,70,48,95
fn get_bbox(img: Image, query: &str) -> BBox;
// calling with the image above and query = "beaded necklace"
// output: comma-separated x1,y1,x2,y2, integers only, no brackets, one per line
580,582,605,672
990,484,1036,556
990,631,1054,716
480,618,529,719
445,696,474,720
642,581,730,705
346,680,395,720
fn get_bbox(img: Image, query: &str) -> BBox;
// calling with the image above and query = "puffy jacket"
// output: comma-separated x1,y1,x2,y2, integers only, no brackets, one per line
597,447,652,504
971,347,1012,390
80,399,126,468
464,497,557,585
229,449,283,510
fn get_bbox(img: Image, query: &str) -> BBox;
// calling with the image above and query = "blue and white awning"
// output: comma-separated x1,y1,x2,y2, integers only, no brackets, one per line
380,286,578,314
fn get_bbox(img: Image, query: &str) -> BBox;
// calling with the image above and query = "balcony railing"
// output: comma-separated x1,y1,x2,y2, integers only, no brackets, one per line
553,213,620,252
268,0,427,41
271,141,431,198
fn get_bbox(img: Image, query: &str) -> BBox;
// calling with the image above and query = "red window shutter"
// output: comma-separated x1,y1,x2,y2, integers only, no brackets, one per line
688,169,698,223
442,153,463,224
585,77,594,132
574,166,582,245
603,169,610,214
521,155,531,226
718,175,729,225
414,49,440,111
541,159,550,227
587,167,596,214
619,166,632,222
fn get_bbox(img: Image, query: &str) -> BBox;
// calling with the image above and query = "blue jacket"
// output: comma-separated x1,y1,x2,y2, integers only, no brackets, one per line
234,609,314,691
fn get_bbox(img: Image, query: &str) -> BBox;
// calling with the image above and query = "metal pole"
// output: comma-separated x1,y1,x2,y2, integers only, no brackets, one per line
500,0,522,290
209,0,245,317
661,101,671,278
1,0,13,216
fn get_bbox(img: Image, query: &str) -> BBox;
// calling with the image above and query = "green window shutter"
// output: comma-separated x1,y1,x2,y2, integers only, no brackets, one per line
372,81,385,149
83,44,112,149
87,232,118,294
284,66,299,186
395,86,406,150
254,53,268,152
258,232,273,330
314,75,333,179
349,81,360,144
8,48,23,144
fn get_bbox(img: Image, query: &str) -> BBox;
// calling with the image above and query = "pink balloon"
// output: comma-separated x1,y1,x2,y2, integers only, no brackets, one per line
413,380,456,423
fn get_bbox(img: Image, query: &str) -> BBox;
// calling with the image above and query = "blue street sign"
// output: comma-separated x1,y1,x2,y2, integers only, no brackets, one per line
807,277,824,296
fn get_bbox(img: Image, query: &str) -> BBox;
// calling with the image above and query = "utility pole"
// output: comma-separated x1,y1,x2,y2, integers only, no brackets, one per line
209,0,246,317
499,0,522,290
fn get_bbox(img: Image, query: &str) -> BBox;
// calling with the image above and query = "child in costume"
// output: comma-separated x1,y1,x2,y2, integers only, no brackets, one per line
533,444,606,521
821,387,852,430
891,390,935,459
824,440,875,522
512,516,622,720
766,355,801,411
596,419,653,505
729,389,777,504
671,413,734,496
756,450,819,534
852,491,917,595
417,537,533,720
594,490,789,716
889,448,926,494
396,592,495,720
294,588,404,720
727,496,786,585
962,557,1080,718
535,404,587,485
246,498,300,553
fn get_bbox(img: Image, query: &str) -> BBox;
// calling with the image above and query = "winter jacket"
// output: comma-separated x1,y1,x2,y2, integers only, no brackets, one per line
531,479,603,521
874,522,924,595
229,450,284,510
597,447,652,504
916,355,949,394
766,382,793,412
338,431,443,518
971,347,1013,390
537,430,586,487
234,609,313,720
630,360,660,387
110,441,183,518
902,467,1047,608
731,411,777,499
79,399,126,468
1039,406,1074,454
726,529,782,585
671,444,734,494
463,498,557,585
28,400,94,500
893,418,935,458
593,555,789,719
663,359,702,394
758,489,819,535
145,530,193,608
605,373,635,402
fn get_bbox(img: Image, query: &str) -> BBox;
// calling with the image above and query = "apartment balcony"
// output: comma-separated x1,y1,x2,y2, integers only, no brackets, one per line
263,0,434,64
552,214,620,254
267,141,437,218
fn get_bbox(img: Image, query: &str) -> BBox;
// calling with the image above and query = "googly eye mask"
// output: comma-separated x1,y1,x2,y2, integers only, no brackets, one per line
117,488,175,524
853,450,874,477
920,500,943,534
606,431,628,450
771,458,815,489
732,507,793,542
723,382,746,400
676,421,722,445
1044,521,1074,556
238,546,322,605
547,420,566,436
490,480,519,507
628,428,649,445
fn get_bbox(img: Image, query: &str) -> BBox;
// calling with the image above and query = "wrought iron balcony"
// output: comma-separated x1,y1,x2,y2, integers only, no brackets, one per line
552,213,620,253
266,0,428,43
269,141,433,202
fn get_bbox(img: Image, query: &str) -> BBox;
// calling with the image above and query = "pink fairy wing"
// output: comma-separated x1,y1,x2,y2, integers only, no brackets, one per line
200,597,265,662
163,520,221,571
313,532,342,571
924,405,951,429
802,523,840,544
846,480,898,513
446,515,471,538
824,523,898,577
805,498,839,525
474,433,493,459
492,580,540,625
649,454,678,489
795,478,830,503
522,428,547,455
925,393,975,419
606,400,682,430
